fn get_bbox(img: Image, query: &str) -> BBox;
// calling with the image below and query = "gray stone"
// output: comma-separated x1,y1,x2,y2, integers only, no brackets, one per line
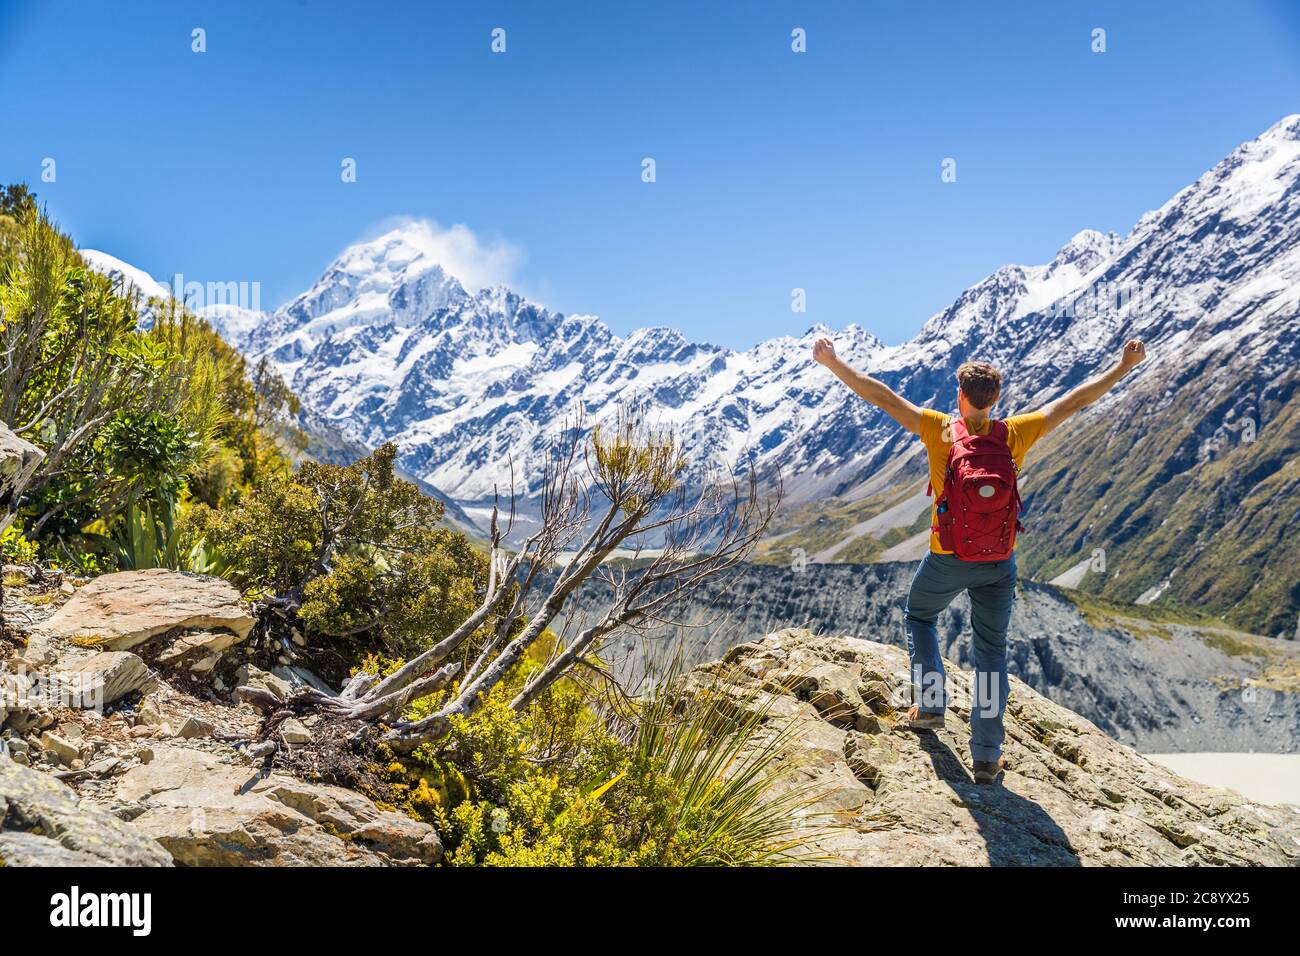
0,421,43,513
0,753,171,866
49,651,155,708
279,718,312,745
135,693,165,727
156,629,244,666
271,664,336,697
234,663,291,700
37,731,80,766
175,716,214,740
115,746,441,866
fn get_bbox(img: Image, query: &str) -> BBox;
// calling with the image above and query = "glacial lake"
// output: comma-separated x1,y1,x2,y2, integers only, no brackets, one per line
1146,753,1300,806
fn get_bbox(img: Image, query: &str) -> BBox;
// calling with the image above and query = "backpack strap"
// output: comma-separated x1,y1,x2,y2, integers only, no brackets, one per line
988,419,1010,444
929,416,964,498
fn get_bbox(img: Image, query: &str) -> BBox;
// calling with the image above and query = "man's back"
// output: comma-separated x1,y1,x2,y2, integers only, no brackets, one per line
918,408,1047,555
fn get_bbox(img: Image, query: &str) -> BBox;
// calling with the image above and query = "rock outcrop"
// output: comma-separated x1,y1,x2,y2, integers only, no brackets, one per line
0,754,171,866
113,747,442,867
4,569,447,868
39,568,256,657
696,630,1300,866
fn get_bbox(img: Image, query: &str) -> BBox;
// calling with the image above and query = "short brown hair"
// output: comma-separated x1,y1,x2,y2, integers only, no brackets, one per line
956,361,1002,410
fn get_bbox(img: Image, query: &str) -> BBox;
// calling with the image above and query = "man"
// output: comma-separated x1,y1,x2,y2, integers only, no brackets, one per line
812,337,1147,782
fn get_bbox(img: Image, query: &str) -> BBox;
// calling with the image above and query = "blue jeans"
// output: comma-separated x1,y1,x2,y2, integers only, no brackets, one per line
904,552,1016,763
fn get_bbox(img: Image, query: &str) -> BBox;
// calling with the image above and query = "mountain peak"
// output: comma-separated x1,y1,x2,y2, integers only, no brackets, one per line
329,221,450,283
1048,229,1123,272
1260,113,1300,142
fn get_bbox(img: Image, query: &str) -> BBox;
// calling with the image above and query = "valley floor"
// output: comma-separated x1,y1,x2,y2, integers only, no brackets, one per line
1145,753,1300,807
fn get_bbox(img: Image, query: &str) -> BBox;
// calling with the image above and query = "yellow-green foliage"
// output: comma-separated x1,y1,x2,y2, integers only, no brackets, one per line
378,634,819,867
590,413,686,514
0,189,292,569
0,524,38,564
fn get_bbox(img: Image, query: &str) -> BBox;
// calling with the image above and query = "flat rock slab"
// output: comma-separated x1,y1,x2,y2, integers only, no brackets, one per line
691,629,1300,867
40,568,255,652
0,754,172,866
113,746,442,867
47,651,155,709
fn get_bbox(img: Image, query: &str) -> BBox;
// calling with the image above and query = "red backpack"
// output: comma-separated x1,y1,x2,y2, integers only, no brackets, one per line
928,417,1024,562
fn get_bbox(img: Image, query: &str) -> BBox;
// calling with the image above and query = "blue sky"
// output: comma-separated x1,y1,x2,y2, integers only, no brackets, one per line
2,0,1298,348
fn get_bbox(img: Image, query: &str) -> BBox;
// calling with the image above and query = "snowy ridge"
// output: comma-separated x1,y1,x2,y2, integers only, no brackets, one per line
83,115,1300,518
79,249,172,304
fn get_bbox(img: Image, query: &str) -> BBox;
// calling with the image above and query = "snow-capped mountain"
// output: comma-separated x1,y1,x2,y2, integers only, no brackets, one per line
82,116,1300,634
78,249,172,303
225,221,892,511
215,117,1298,518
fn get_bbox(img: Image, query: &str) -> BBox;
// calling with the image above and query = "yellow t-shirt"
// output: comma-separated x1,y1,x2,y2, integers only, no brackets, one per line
919,408,1048,554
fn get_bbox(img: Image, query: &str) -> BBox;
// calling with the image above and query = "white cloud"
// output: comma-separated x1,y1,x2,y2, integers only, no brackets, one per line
356,216,526,293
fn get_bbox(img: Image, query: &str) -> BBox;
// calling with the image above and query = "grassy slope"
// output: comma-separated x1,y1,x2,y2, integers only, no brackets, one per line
753,485,930,567
1016,368,1300,638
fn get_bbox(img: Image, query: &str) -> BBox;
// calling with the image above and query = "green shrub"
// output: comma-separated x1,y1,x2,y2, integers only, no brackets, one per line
0,523,38,564
378,637,822,867
0,191,293,564
191,443,494,668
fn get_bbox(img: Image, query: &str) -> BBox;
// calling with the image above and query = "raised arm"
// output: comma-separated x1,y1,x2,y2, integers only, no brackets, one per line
1039,339,1147,433
813,337,922,435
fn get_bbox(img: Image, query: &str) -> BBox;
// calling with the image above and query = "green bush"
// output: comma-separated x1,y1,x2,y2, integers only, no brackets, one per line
190,443,494,668
0,523,38,564
377,637,822,867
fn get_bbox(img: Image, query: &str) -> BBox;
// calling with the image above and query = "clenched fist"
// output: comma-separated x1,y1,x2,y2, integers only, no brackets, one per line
1119,339,1147,371
812,337,837,366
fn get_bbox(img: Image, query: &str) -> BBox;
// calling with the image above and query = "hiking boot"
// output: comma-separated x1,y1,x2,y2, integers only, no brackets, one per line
904,706,944,731
972,756,1007,784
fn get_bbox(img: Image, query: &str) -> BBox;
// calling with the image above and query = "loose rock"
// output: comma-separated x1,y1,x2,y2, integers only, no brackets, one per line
114,747,442,866
234,664,291,700
176,716,214,740
48,651,155,708
37,731,80,766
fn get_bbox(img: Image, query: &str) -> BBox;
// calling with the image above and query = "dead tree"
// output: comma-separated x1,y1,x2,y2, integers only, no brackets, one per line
260,412,778,752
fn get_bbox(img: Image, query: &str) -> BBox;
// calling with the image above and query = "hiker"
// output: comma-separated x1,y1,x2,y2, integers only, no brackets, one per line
812,337,1147,782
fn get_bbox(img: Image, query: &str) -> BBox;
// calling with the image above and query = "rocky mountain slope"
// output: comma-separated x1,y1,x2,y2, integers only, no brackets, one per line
559,561,1300,753
701,631,1300,865
82,115,1300,633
